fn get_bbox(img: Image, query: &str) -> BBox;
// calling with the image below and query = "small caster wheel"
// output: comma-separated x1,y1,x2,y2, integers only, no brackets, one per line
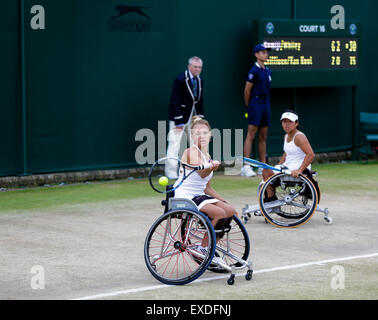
265,218,268,224
243,217,248,224
324,216,333,225
227,275,235,285
245,270,253,281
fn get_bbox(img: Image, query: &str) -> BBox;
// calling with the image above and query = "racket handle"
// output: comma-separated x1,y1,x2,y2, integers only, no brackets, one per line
275,164,291,175
198,163,213,170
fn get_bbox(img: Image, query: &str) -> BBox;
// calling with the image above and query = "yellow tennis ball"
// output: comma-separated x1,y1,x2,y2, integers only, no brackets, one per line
158,176,169,186
245,112,248,119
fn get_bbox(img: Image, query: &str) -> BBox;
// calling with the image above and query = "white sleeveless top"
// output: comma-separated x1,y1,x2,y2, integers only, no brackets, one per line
173,145,213,199
283,131,311,171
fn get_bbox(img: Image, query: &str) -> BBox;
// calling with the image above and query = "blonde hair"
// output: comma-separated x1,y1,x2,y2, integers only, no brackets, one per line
191,116,211,130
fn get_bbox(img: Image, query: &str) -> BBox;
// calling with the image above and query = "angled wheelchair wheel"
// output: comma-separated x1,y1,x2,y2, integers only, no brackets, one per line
144,209,216,285
259,173,318,228
207,215,250,273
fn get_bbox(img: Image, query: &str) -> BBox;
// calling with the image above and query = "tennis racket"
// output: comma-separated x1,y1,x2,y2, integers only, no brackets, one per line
148,157,214,194
241,156,292,174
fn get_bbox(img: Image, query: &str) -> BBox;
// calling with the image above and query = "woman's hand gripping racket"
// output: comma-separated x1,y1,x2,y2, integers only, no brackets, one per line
241,157,292,175
148,157,213,194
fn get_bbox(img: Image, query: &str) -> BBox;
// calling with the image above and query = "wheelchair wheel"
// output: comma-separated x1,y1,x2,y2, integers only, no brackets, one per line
144,209,216,285
207,215,250,273
259,173,318,228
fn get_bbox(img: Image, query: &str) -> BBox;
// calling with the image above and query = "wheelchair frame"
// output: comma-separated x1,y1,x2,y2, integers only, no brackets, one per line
242,172,332,227
144,196,253,285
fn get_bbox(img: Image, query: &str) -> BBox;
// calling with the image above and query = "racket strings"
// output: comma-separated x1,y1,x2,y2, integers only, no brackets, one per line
149,157,202,194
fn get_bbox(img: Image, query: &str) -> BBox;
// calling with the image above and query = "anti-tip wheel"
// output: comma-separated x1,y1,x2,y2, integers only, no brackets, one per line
324,216,333,225
227,275,235,285
245,270,253,281
253,211,262,217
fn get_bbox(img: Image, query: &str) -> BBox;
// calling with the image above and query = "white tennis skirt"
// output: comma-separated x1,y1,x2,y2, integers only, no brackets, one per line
192,195,219,210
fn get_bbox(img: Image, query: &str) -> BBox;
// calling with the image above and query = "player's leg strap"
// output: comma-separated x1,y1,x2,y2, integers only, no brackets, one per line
214,217,233,239
303,169,321,202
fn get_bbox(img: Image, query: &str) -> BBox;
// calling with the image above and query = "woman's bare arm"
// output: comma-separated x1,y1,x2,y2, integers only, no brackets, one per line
292,134,315,177
204,181,227,202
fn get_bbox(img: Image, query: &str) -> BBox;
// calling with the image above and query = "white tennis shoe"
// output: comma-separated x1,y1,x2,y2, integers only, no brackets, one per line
240,165,256,177
211,252,227,267
191,245,208,259
191,246,227,267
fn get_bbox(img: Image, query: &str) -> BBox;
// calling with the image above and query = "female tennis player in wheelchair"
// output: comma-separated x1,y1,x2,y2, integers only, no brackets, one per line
242,110,332,227
144,116,252,285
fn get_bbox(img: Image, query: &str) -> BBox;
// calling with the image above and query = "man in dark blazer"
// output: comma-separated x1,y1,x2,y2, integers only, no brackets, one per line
165,56,204,179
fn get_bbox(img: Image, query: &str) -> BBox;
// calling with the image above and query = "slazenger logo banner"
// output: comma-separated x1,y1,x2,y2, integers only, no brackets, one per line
107,2,152,32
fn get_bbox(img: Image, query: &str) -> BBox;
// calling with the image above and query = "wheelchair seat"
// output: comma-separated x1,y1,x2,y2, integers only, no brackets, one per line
168,197,199,211
167,197,233,239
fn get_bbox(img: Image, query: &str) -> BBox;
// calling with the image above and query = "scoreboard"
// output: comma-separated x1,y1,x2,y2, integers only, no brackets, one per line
252,19,360,87
263,37,358,70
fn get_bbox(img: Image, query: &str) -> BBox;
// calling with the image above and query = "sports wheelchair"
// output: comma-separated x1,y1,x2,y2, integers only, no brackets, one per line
144,186,253,285
242,169,332,228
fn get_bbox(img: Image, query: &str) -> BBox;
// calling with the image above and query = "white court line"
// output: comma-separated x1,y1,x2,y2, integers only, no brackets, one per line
73,252,378,300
